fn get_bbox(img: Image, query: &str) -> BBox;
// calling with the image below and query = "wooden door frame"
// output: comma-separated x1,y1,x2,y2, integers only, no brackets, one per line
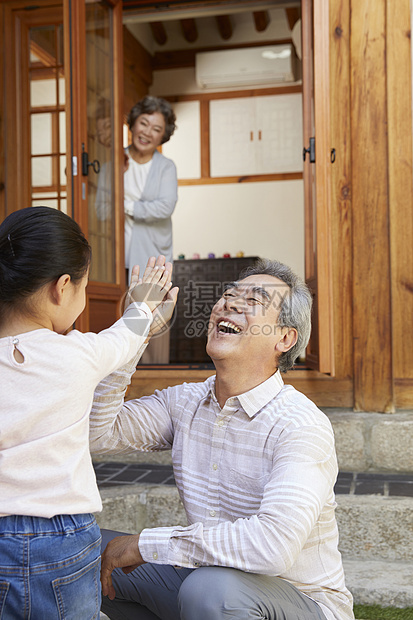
124,0,335,376
64,0,125,332
3,0,63,218
302,0,334,375
313,0,334,375
2,0,126,331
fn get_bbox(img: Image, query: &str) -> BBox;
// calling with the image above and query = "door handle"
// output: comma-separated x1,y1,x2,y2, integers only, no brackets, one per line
303,137,315,163
81,143,101,176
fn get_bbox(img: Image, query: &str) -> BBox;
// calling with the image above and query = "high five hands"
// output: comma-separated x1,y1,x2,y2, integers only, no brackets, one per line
125,255,179,336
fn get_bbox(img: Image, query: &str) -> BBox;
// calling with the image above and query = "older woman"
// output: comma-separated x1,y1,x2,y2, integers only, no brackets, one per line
124,96,177,284
124,96,177,363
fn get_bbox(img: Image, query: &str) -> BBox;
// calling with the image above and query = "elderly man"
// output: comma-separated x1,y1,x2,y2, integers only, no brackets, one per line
90,258,354,620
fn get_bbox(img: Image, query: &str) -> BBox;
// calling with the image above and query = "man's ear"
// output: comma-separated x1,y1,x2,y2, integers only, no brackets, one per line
275,327,298,353
51,274,71,305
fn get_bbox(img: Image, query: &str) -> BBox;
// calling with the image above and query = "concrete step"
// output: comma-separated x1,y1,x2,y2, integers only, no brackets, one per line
343,559,413,608
93,409,413,474
323,410,413,473
335,495,413,561
96,486,413,562
95,485,413,608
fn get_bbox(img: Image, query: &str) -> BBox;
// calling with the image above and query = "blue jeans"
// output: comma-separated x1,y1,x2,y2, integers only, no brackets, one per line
0,513,101,619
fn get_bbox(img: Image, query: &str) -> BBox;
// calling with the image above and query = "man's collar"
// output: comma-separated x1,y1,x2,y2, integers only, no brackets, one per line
209,371,284,417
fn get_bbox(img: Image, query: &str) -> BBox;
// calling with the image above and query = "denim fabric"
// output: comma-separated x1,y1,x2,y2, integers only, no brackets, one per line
0,513,101,619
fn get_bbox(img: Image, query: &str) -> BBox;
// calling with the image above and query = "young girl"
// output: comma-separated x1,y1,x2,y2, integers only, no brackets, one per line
0,206,175,619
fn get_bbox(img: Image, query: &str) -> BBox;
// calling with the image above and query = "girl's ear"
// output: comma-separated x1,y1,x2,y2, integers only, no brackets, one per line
51,274,71,305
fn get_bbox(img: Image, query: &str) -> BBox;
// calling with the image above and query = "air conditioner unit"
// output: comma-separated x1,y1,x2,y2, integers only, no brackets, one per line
195,44,299,89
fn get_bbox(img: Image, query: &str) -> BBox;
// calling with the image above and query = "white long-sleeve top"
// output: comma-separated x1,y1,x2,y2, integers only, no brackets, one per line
90,357,354,620
0,302,151,519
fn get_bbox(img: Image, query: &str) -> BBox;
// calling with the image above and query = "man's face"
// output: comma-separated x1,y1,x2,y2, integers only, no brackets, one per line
206,274,295,373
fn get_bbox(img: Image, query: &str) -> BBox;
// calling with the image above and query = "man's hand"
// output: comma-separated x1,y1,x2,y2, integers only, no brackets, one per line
101,534,145,600
125,255,173,313
149,285,179,336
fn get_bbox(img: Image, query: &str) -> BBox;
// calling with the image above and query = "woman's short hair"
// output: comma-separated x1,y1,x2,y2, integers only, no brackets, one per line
127,96,177,144
239,259,313,373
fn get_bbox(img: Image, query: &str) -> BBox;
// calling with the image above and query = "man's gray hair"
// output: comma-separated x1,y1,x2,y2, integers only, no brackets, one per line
239,259,312,373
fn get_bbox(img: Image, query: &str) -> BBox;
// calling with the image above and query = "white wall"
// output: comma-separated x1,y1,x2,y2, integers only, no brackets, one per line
127,6,304,278
172,180,304,278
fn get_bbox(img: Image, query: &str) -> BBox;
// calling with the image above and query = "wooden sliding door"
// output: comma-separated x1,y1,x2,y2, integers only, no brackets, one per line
3,0,125,332
3,1,66,217
64,0,125,332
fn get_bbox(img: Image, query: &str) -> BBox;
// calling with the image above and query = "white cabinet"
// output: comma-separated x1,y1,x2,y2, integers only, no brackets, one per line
209,94,303,177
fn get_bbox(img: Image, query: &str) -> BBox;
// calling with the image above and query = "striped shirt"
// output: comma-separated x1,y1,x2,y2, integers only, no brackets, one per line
90,357,354,620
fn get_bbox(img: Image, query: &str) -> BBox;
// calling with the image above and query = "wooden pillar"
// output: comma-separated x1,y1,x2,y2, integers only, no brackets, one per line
351,0,393,412
330,0,353,382
386,0,413,408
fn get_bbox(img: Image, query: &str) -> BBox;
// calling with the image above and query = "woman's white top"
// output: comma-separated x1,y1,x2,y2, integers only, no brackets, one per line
123,149,178,281
124,155,153,263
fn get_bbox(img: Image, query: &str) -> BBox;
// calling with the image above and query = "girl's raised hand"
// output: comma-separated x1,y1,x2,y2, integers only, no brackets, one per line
126,256,173,313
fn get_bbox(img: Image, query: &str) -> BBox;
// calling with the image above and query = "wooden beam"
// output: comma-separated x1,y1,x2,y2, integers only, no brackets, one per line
180,18,198,43
149,21,167,45
351,0,393,412
386,0,413,383
215,15,232,40
177,172,302,186
285,7,300,31
200,99,210,178
329,0,353,381
128,369,353,408
165,84,302,103
30,31,56,66
253,11,270,33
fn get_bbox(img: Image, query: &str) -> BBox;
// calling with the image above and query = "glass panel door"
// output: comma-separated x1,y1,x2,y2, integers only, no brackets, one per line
85,0,116,283
7,4,66,215
65,0,124,332
29,21,67,213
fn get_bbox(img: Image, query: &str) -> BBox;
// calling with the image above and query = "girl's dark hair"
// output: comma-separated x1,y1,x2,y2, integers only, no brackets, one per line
127,96,177,144
0,206,91,317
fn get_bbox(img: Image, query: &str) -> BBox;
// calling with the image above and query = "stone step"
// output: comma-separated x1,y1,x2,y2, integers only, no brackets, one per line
95,486,413,610
335,495,413,562
93,409,413,474
324,409,413,473
343,559,413,608
95,485,413,563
